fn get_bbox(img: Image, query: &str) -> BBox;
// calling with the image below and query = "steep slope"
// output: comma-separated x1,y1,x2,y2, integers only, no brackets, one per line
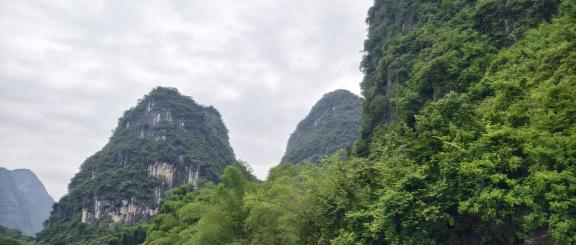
338,0,575,243
356,0,562,155
37,87,235,244
282,90,362,164
0,168,54,236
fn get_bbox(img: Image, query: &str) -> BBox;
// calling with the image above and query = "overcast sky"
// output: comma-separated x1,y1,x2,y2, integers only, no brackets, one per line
0,0,372,200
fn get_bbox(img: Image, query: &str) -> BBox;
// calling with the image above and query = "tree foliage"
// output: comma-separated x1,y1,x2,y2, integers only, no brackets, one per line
143,1,575,244
357,0,562,155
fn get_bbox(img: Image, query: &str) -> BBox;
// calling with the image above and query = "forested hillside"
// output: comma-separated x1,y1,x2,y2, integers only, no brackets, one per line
140,0,575,244
36,87,236,244
356,0,564,154
282,90,362,164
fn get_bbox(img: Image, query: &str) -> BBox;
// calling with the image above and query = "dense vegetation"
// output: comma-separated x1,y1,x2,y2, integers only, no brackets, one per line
0,226,33,245
356,0,563,155
143,163,257,244
282,90,362,164
137,0,576,244
37,87,236,244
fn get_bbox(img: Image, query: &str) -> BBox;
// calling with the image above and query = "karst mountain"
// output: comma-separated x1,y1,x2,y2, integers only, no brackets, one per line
37,87,236,244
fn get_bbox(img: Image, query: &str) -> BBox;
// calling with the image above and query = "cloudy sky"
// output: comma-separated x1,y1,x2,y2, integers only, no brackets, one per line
0,0,372,200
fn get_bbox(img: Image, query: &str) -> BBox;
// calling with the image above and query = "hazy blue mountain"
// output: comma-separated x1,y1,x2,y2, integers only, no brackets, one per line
0,167,54,236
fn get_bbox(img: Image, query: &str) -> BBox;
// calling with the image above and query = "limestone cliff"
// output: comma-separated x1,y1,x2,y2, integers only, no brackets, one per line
37,87,235,244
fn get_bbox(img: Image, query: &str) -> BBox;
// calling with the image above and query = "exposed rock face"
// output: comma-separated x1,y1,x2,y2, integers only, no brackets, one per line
80,197,158,225
0,167,54,235
282,90,362,163
148,162,176,187
38,87,235,244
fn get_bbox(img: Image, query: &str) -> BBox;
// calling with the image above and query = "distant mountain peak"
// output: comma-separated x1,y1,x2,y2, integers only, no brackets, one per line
281,89,362,164
0,167,54,235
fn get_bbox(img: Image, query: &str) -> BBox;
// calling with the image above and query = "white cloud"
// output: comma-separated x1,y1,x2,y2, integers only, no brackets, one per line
0,0,372,200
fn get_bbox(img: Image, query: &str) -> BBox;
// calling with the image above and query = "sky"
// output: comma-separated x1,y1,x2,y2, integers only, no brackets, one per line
0,0,373,200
